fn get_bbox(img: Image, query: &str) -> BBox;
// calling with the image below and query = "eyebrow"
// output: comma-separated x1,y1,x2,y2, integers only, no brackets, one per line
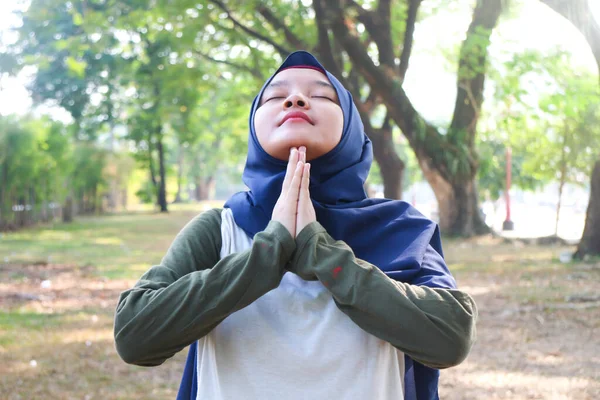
267,80,335,90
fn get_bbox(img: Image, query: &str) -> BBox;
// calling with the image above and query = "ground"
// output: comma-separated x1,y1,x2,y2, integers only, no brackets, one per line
0,204,598,399
440,237,600,399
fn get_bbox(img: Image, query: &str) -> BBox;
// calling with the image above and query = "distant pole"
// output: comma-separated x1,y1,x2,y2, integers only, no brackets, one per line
503,146,514,231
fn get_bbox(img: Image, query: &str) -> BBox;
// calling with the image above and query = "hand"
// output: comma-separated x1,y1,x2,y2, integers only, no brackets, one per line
296,147,316,237
272,147,302,237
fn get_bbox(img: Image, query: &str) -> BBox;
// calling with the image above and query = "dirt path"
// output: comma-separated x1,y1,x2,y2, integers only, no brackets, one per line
1,254,599,399
440,263,600,399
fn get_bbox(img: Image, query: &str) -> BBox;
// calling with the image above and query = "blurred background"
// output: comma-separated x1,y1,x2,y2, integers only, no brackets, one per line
0,0,599,399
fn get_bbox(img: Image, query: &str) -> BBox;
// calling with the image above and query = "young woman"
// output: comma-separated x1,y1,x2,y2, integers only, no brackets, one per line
114,51,477,400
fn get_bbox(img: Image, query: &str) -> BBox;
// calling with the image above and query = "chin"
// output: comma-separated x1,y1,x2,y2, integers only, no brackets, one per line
274,133,314,150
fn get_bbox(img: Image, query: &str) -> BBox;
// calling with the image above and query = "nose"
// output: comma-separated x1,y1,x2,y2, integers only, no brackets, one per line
283,93,310,109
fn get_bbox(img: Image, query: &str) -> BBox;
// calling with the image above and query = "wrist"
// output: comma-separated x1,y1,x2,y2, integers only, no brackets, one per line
263,220,297,261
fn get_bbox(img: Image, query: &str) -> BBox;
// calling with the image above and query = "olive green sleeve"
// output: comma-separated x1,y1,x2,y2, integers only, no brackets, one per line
287,221,477,369
113,208,296,367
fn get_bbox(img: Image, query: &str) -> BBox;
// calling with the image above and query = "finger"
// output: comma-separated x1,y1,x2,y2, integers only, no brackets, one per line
282,147,298,191
299,163,311,208
299,146,306,163
286,160,304,204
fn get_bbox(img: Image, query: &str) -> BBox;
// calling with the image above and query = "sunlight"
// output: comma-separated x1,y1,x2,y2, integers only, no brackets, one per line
93,237,123,246
60,327,113,345
591,0,600,25
461,369,591,394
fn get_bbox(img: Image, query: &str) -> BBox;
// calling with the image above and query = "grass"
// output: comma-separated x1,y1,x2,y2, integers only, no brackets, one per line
0,202,223,280
1,202,597,399
0,203,222,399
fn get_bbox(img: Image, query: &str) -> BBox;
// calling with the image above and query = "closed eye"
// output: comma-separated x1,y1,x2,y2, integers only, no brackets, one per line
312,96,335,101
264,96,285,102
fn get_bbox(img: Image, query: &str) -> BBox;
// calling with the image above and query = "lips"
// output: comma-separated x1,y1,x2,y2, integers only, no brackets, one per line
280,111,314,126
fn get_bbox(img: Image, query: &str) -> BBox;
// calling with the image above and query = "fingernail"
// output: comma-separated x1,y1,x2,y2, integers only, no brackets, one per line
299,146,306,153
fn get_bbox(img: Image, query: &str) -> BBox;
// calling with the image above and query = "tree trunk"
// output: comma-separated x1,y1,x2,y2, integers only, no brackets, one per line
318,0,501,235
195,176,215,201
78,191,85,214
0,161,7,229
539,0,600,83
555,177,565,237
369,119,405,199
107,179,117,211
41,179,49,222
156,135,168,212
62,196,73,223
16,196,25,228
42,200,48,222
377,151,403,199
574,161,600,259
555,132,568,236
422,165,489,235
174,142,185,203
28,186,35,226
148,136,158,193
121,188,128,210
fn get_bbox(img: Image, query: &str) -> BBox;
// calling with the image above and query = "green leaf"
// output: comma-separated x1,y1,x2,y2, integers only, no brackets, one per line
72,12,83,26
65,56,87,78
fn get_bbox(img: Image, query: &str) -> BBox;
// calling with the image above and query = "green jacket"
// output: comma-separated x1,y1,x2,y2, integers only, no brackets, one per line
114,209,477,369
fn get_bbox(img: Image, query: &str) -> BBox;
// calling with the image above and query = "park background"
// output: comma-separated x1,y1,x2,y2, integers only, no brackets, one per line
1,0,599,398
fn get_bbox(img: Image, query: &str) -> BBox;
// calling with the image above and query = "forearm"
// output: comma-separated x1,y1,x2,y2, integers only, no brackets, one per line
114,221,295,366
290,222,477,369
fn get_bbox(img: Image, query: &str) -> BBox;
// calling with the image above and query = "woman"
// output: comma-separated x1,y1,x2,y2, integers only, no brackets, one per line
114,51,477,400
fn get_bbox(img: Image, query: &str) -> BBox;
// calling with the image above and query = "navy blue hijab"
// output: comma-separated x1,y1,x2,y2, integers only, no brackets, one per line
177,51,457,400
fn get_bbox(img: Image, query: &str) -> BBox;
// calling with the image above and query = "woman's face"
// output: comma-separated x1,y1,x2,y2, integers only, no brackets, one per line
254,68,344,161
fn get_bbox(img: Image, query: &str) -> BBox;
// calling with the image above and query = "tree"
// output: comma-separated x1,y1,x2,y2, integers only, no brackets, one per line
11,0,135,218
10,0,251,212
0,114,113,229
575,161,600,258
188,0,503,235
311,0,502,235
480,49,600,238
538,72,599,236
538,0,600,257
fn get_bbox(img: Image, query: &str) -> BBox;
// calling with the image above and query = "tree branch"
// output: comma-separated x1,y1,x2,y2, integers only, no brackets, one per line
374,0,393,66
362,87,378,113
209,0,290,58
399,0,422,81
256,6,308,50
194,51,262,80
312,0,345,79
539,0,600,80
377,0,392,16
347,0,395,67
317,0,487,183
449,0,503,150
381,110,392,131
313,2,368,109
316,0,438,148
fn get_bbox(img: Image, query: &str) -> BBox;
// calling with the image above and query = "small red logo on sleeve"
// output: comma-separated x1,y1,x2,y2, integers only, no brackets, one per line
332,266,342,278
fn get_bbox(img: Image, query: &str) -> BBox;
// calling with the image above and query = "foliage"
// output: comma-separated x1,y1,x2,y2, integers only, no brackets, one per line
3,0,599,236
7,0,264,211
0,114,133,229
478,49,600,200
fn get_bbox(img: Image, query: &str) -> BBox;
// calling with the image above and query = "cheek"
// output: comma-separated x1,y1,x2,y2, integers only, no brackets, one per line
253,109,269,142
331,109,344,143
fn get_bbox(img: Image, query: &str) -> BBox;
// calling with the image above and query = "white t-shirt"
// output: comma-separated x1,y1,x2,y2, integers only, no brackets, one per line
195,208,405,399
